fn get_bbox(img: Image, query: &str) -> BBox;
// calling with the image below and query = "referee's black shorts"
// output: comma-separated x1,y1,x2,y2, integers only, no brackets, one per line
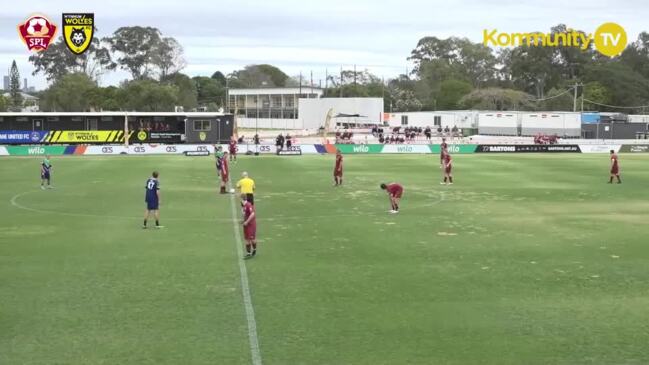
246,193,254,205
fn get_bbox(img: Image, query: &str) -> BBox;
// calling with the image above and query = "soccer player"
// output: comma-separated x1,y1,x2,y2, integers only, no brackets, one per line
40,155,53,189
441,152,453,185
229,137,238,162
143,171,162,229
440,137,448,168
220,152,229,194
214,145,224,176
333,150,343,186
241,194,257,259
380,182,403,214
609,150,621,184
236,171,256,204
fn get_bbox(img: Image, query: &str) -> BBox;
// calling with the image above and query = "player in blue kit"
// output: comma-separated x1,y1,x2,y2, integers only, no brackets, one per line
40,155,53,190
143,171,163,229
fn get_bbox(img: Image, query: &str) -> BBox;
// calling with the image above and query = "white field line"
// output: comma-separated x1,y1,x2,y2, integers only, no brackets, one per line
228,186,263,365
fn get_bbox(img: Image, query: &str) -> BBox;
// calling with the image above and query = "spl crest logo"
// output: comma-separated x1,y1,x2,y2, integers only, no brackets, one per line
17,14,58,52
62,13,94,54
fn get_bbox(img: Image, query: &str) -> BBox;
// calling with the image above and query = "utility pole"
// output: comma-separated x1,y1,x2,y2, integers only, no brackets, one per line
573,82,578,112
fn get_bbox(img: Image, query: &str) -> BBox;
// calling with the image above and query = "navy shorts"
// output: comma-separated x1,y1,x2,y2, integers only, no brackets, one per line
41,171,50,179
146,199,159,210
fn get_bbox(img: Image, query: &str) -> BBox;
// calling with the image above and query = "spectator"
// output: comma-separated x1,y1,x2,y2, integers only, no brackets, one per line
286,133,292,149
424,127,432,140
276,134,284,151
238,135,245,143
437,126,443,135
254,134,260,145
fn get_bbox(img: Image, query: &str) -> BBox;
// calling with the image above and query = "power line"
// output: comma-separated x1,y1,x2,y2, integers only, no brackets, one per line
528,87,575,102
582,98,649,110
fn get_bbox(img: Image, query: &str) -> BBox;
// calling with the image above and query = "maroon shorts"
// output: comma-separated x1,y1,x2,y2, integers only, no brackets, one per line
391,189,403,199
229,149,237,155
445,165,452,174
221,173,229,182
244,223,256,240
611,167,619,175
334,169,343,177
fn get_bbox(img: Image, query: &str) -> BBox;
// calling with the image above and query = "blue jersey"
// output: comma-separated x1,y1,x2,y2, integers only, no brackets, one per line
145,178,159,202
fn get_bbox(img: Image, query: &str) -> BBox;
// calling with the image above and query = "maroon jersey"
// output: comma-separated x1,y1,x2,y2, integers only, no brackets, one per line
611,154,619,173
229,140,237,153
334,154,343,176
243,201,257,239
220,158,229,181
386,183,403,198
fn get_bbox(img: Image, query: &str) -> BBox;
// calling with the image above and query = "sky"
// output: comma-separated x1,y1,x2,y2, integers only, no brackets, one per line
1,0,647,90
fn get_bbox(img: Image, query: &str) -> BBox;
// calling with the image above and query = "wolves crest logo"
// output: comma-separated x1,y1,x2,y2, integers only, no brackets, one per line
62,13,94,54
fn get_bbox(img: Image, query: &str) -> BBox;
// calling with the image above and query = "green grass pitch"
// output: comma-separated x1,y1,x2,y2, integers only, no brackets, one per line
1,153,649,365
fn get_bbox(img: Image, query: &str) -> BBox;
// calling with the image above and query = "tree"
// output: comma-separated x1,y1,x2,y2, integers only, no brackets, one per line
0,95,8,112
162,73,197,110
582,81,612,111
29,36,116,82
460,88,535,110
104,27,183,80
41,73,98,112
120,79,179,111
210,71,227,86
228,64,290,88
155,37,186,79
437,79,472,109
9,60,22,110
193,76,226,106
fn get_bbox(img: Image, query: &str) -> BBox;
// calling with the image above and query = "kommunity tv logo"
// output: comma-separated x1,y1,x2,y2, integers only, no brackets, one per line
483,22,627,57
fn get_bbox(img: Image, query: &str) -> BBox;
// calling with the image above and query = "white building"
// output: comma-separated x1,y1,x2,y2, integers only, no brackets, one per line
229,87,383,130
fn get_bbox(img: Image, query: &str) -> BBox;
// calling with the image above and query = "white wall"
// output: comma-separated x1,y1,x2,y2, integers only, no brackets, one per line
478,112,518,135
236,117,302,130
520,112,581,136
385,111,477,128
629,115,649,124
298,97,383,130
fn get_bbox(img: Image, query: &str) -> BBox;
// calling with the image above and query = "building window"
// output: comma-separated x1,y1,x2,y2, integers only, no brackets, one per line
271,95,282,108
434,116,441,126
193,120,211,131
246,109,258,118
401,115,408,126
271,109,282,119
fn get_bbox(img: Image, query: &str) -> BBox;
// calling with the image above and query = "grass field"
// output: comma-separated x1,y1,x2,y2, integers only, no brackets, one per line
2,153,649,365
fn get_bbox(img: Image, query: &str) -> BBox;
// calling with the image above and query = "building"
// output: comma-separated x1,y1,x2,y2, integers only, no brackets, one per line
2,76,8,91
2,92,40,112
228,87,322,129
228,87,383,130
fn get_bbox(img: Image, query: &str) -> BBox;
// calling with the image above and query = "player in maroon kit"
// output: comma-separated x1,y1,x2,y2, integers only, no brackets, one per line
440,137,448,168
333,150,343,186
609,150,621,184
441,151,453,185
220,152,229,194
229,137,237,162
241,194,257,258
380,182,403,214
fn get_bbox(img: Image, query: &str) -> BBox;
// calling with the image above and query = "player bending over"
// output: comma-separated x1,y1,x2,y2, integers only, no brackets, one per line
609,150,621,184
40,155,53,189
229,137,238,162
333,149,343,186
143,171,163,229
441,152,453,185
241,194,258,259
220,152,230,194
380,182,403,214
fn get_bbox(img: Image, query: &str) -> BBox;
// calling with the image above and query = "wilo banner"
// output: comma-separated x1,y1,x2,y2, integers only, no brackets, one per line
6,146,69,156
429,144,477,154
382,145,431,154
336,144,384,154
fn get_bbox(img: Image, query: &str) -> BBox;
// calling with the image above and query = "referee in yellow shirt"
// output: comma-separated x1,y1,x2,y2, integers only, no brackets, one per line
236,171,256,205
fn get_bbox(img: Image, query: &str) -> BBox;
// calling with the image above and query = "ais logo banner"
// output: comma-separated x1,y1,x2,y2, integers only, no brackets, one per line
62,13,94,54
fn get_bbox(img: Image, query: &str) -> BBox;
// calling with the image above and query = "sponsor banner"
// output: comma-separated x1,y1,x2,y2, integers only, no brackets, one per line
238,144,277,154
129,130,183,143
382,145,431,154
476,144,581,153
429,144,477,154
0,146,8,156
44,130,133,143
277,146,303,155
579,144,621,153
0,130,48,144
336,144,384,154
619,144,649,153
184,151,210,156
6,145,69,156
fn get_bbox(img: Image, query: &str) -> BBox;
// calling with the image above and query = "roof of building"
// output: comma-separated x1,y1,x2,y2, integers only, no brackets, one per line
229,87,323,95
2,92,39,100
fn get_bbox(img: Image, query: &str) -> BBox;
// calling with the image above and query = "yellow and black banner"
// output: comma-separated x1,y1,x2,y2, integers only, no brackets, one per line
44,130,133,143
